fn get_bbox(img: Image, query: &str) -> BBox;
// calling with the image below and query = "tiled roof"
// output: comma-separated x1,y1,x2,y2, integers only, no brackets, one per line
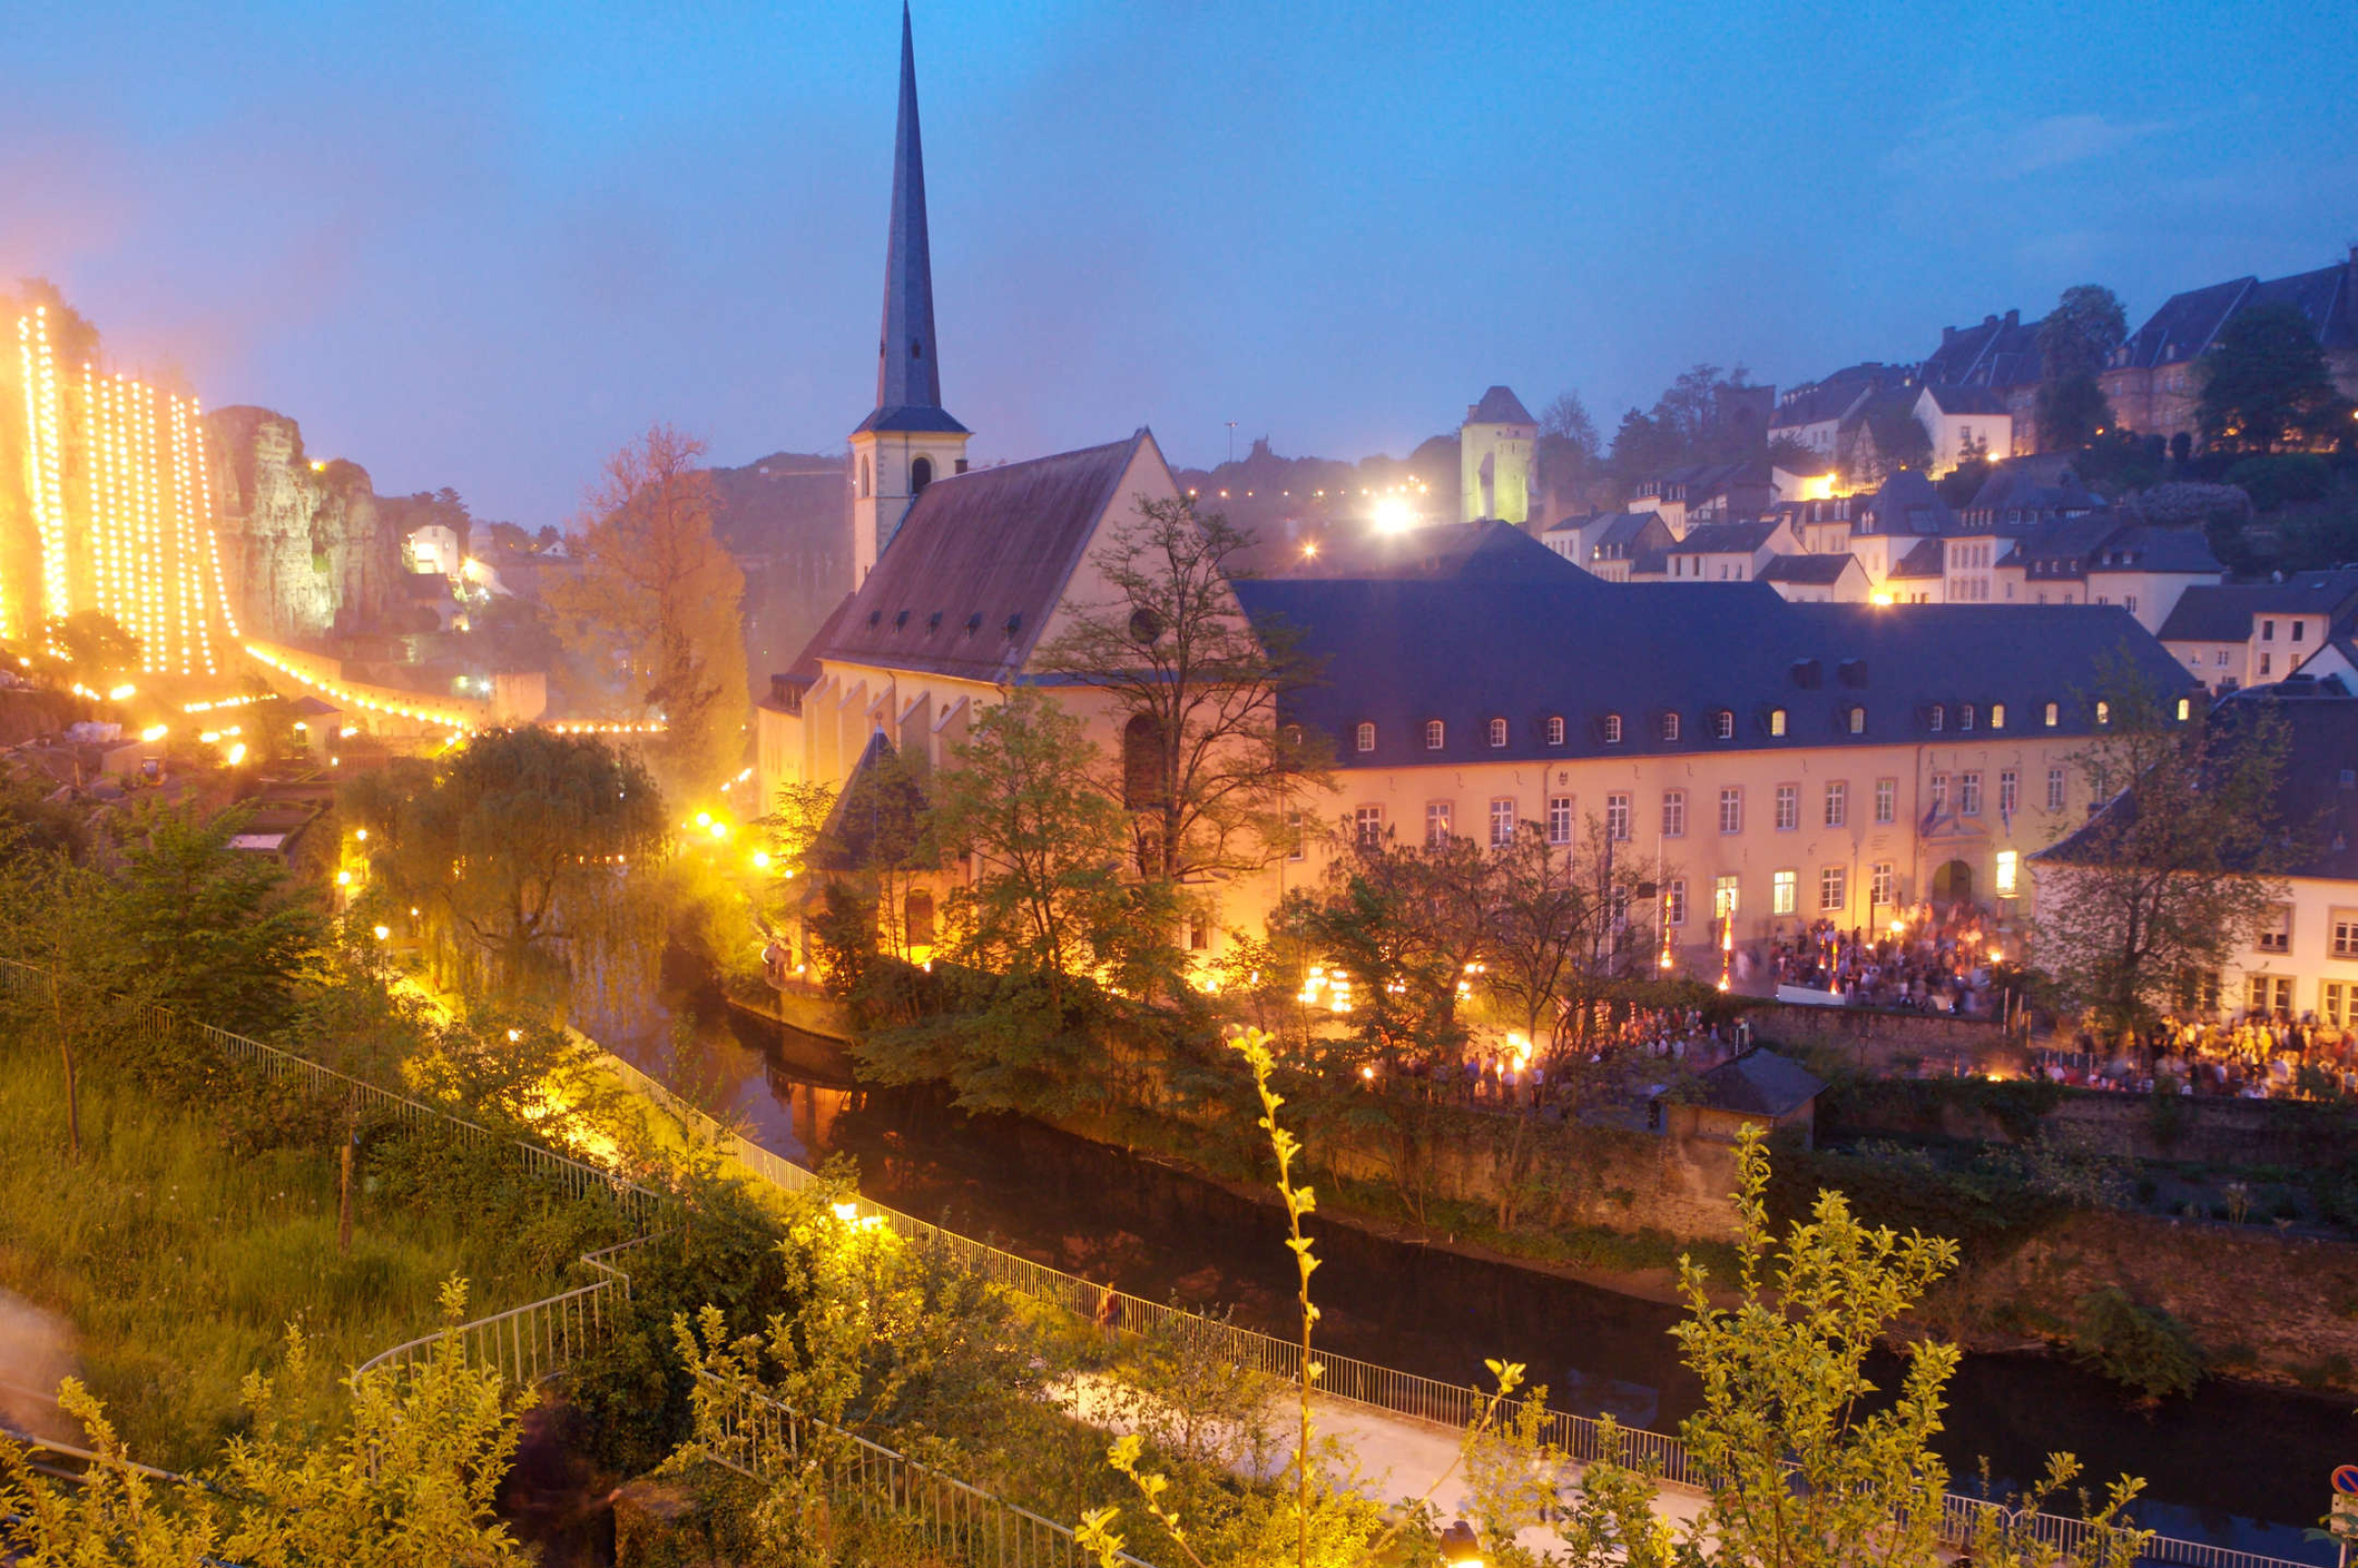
2156,570,2358,644
1694,1049,1826,1117
1759,554,1857,585
1229,577,2191,767
1280,520,1583,582
1920,310,2045,390
1855,470,1954,538
1466,386,1537,426
804,430,1156,682
1888,537,1945,578
2092,525,2222,576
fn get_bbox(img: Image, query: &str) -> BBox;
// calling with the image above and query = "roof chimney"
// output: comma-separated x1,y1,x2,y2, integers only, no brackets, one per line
1942,325,1956,344
1983,313,1999,329
2004,308,2019,328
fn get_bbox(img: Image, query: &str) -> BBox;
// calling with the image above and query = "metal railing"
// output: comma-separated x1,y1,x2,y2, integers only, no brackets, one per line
696,1372,1159,1568
348,1233,660,1391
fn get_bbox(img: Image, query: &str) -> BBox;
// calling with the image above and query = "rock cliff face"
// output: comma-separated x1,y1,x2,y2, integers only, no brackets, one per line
206,407,401,642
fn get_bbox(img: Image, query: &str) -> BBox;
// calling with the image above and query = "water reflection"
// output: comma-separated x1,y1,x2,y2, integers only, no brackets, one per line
659,1001,2349,1563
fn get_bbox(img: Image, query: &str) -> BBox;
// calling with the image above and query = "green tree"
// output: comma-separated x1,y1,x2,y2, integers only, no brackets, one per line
1037,494,1327,892
2039,285,2128,382
1556,1128,2148,1568
2037,373,2114,452
109,804,328,1036
2196,302,2352,453
548,423,749,794
344,728,668,1006
2033,660,2296,1033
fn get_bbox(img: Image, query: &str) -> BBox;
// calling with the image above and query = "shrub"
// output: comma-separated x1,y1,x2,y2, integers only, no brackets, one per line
2224,453,2333,512
2071,1287,2203,1404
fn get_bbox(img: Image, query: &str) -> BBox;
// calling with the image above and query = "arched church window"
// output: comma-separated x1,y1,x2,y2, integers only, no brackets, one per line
859,456,871,499
912,456,933,495
1123,714,1167,810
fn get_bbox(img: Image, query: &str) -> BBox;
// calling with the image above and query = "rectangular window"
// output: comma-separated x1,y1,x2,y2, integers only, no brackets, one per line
1875,777,1896,824
1605,793,1631,842
2260,652,2272,677
1995,849,2019,896
1930,772,1949,815
2046,766,2066,813
1959,771,1983,816
1664,877,1687,927
1661,789,1687,838
1713,874,1740,921
2262,618,2275,642
1774,784,1799,831
1998,769,2018,817
2257,905,2292,954
2293,620,2307,643
1354,804,1383,845
1824,781,1847,828
1425,801,1453,846
1771,868,1798,916
1287,811,1305,862
2324,980,2351,1030
1871,861,1896,906
1488,797,1516,848
2332,909,2358,959
2249,974,2293,1016
1718,786,1743,834
1820,865,1845,913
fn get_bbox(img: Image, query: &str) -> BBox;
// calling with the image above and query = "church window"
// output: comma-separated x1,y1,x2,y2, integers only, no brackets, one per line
1960,703,1975,732
1545,715,1565,747
1355,722,1376,754
2044,700,2059,727
1425,719,1445,751
1488,716,1507,749
1848,706,1866,735
1990,702,2005,730
911,456,933,495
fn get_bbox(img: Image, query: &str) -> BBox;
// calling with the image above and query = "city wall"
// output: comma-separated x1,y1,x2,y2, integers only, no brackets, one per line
1826,1078,2358,1167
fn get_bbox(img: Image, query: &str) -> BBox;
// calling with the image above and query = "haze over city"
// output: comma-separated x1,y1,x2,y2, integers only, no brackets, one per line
6,0,2354,523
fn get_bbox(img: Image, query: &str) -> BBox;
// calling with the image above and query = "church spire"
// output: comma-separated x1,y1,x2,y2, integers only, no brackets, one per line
868,2,956,424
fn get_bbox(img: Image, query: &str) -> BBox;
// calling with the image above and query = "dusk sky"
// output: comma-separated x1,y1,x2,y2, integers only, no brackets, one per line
7,0,2355,528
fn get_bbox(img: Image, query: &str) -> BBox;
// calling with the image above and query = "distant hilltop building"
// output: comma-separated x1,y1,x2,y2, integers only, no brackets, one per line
2102,246,2358,444
1459,386,1535,526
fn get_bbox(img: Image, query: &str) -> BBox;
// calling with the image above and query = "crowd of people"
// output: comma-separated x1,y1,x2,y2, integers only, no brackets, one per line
2040,1012,2354,1098
1768,906,2011,1017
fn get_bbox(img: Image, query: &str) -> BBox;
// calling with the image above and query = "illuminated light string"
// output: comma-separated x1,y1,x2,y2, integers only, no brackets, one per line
243,644,669,743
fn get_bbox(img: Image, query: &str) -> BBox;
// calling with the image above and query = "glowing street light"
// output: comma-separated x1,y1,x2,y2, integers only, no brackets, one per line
1371,494,1417,534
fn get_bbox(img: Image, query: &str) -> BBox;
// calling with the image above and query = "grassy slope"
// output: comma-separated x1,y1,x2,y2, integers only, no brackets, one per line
0,1035,559,1470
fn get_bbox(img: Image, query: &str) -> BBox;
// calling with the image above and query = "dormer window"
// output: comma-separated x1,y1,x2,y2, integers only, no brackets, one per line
1960,704,1975,732
1425,719,1445,751
1990,702,2006,730
1602,713,1623,745
1488,717,1508,749
1545,715,1565,747
1929,705,1944,732
1847,706,1866,735
1355,722,1376,754
1713,709,1734,741
1769,708,1788,738
2176,698,2191,721
1660,712,1681,742
2096,700,2111,726
2044,701,2059,727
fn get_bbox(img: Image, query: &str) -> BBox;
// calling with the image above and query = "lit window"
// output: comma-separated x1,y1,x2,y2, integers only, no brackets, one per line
1488,716,1508,748
2325,980,2351,1030
1991,702,2006,730
2096,700,2110,725
1995,850,2018,896
2044,701,2058,727
1605,793,1631,841
2331,909,2358,959
1875,777,1896,824
1355,804,1383,844
1661,711,1681,742
1661,790,1686,837
1771,869,1797,916
1820,865,1846,913
1426,719,1445,751
1601,713,1623,744
1713,874,1740,921
1769,707,1788,737
1713,709,1734,740
1546,795,1574,846
1356,721,1376,753
1426,800,1453,845
1545,715,1565,747
1774,784,1799,830
2175,697,2191,721
1718,786,1743,835
1930,772,1949,814
1489,797,1516,847
1287,811,1305,862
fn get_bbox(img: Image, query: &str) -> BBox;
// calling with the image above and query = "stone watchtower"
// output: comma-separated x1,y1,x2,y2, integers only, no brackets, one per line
849,5,971,585
1459,385,1536,526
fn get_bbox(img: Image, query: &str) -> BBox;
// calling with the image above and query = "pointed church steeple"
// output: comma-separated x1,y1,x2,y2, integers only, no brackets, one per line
851,3,970,583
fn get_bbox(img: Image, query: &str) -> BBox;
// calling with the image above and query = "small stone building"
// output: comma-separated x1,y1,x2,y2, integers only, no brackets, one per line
1665,1048,1827,1148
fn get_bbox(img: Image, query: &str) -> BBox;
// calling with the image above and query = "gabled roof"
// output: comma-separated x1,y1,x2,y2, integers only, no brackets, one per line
1888,537,1946,578
1919,383,2010,417
1594,511,1673,556
1465,386,1537,426
2009,514,2122,576
1921,309,2045,391
806,430,1161,682
1674,520,1780,555
1855,470,1953,537
2116,256,2358,369
2156,569,2358,644
1771,364,1910,430
1759,553,1858,585
1693,1049,1826,1117
2090,524,2222,576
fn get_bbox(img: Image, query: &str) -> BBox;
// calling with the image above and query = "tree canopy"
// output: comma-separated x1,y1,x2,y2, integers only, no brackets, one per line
2196,302,2352,453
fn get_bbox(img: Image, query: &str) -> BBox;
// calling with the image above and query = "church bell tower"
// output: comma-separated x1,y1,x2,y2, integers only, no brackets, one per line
850,4,971,583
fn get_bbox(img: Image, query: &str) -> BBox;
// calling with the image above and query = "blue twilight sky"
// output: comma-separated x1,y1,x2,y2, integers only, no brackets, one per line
5,0,2355,527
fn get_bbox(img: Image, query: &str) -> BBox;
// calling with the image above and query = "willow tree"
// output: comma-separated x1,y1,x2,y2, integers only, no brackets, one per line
548,423,749,795
346,728,668,1010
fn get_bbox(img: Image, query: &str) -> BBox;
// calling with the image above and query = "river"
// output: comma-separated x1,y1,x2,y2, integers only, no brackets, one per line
615,998,2356,1564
